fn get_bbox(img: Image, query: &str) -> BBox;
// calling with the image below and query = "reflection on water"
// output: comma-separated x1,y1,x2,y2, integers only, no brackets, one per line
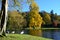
42,29,60,40
6,29,60,40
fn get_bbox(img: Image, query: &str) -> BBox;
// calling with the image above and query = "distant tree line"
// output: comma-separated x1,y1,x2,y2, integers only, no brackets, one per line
0,9,60,31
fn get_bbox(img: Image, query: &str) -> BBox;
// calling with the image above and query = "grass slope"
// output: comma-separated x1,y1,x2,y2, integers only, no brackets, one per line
0,34,53,40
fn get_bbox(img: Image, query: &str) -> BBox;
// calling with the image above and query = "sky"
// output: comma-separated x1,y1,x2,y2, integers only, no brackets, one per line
0,0,60,15
18,0,60,15
35,0,60,15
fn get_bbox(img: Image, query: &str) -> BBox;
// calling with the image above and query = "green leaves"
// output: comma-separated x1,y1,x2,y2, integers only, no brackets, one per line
13,0,20,6
42,12,51,24
8,11,27,30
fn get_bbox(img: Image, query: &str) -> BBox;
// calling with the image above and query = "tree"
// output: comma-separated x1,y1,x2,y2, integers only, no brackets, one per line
7,11,27,32
50,10,54,22
0,0,33,36
57,15,60,22
0,0,8,36
50,10,58,27
28,1,43,36
41,11,51,24
54,13,58,20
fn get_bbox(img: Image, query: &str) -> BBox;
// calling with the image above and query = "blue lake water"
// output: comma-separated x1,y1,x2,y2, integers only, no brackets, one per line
42,30,60,40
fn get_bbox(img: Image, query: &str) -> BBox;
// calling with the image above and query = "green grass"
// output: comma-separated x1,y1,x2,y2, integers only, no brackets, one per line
0,34,53,40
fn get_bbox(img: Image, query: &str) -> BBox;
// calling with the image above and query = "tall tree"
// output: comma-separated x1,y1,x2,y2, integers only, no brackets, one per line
0,0,33,36
50,10,54,22
0,0,8,36
28,1,43,36
50,10,58,27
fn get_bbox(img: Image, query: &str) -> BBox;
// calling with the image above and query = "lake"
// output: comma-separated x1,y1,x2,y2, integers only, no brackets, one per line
42,29,60,40
6,28,60,40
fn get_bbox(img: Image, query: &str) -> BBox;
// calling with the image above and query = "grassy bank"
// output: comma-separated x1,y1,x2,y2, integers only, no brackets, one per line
0,34,53,40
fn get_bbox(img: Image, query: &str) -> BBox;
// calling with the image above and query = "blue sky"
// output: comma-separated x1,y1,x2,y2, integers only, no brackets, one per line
19,0,60,15
35,0,60,15
0,0,60,15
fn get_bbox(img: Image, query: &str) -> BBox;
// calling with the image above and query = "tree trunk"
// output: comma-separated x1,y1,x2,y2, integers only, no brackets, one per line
0,0,8,36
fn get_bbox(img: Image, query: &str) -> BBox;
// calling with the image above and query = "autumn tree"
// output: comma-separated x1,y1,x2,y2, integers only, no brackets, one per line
41,11,51,24
0,0,33,36
0,0,23,36
28,1,43,36
50,10,58,27
7,11,27,32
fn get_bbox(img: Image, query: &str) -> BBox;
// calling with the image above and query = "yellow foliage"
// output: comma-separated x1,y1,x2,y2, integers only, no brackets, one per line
29,29,42,36
30,2,39,12
29,2,43,36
